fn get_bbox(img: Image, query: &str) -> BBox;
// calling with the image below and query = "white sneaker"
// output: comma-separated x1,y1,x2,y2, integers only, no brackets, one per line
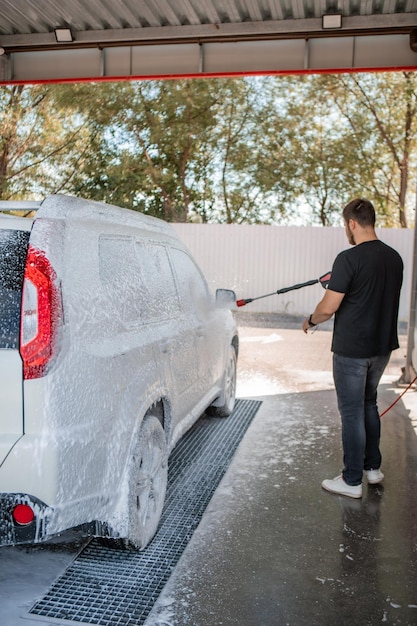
321,475,362,499
366,469,384,484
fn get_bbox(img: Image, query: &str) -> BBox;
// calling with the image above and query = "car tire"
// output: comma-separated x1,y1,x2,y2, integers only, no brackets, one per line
126,414,168,550
207,345,237,417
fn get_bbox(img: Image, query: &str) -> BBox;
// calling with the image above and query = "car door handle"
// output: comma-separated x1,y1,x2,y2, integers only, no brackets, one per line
196,325,205,337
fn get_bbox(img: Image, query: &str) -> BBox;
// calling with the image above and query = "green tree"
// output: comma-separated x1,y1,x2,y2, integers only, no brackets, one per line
206,78,268,224
282,75,362,226
68,80,219,221
69,78,276,224
322,72,417,228
255,72,417,227
254,76,327,224
2,74,417,227
0,84,99,200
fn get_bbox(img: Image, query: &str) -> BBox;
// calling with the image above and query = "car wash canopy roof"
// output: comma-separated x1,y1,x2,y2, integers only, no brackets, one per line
0,0,417,84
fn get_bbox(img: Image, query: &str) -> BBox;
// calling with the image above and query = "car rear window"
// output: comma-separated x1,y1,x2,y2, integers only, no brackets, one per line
0,229,30,349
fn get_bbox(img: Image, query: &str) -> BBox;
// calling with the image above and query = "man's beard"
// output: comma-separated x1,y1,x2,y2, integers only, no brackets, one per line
346,224,356,246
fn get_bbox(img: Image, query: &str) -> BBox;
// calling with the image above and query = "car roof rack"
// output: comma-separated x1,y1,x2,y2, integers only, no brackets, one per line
0,201,41,213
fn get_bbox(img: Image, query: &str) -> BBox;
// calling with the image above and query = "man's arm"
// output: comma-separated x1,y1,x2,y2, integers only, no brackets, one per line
302,289,345,334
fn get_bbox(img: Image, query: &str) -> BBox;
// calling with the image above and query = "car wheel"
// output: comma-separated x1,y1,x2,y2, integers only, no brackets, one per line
126,415,168,550
207,345,237,417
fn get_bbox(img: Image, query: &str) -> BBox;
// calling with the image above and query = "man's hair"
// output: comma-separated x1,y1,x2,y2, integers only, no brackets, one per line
342,198,375,227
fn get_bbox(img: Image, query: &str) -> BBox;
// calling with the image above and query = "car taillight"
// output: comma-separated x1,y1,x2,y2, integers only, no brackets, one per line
20,245,61,380
12,504,35,525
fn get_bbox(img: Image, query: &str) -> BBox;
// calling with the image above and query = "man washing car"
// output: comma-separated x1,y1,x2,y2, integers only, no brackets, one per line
302,198,403,498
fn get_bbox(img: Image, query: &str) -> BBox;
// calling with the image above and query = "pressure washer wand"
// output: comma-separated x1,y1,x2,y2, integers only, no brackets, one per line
236,272,331,308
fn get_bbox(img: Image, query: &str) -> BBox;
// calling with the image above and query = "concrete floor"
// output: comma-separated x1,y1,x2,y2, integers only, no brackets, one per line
146,316,417,626
1,315,417,626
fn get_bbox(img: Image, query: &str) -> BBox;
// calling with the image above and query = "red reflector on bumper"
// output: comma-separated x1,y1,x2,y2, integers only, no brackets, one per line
12,504,35,525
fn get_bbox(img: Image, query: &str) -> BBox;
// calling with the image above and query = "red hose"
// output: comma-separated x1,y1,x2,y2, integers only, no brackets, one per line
380,374,417,417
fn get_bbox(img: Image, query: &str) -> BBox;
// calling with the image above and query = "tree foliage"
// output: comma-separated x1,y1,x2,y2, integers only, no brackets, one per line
1,72,416,227
0,84,99,200
315,72,417,228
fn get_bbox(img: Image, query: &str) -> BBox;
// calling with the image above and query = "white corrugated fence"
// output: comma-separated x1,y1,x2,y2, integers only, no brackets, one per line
172,224,413,323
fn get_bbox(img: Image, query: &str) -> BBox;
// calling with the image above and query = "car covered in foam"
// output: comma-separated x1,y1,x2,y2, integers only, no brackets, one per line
0,194,238,549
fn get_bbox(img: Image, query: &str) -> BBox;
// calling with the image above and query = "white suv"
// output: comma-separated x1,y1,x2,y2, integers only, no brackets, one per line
0,195,238,549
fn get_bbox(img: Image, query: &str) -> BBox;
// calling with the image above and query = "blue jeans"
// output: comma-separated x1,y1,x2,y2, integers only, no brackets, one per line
333,353,391,486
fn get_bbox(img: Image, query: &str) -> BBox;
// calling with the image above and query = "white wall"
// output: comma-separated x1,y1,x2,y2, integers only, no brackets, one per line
172,224,413,323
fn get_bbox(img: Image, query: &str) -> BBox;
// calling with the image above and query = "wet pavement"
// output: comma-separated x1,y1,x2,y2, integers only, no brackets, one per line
146,315,417,626
1,314,417,626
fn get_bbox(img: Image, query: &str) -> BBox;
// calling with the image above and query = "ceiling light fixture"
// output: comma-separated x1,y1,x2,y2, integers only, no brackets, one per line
322,14,342,29
54,28,73,43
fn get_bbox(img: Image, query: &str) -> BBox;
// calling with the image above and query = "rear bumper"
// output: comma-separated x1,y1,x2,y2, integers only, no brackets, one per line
0,493,117,547
0,493,52,546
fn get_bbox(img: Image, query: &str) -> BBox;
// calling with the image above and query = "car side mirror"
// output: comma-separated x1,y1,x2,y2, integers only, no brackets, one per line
215,288,237,309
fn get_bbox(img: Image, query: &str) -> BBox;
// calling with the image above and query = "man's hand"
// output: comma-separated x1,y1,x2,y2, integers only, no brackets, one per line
302,317,313,334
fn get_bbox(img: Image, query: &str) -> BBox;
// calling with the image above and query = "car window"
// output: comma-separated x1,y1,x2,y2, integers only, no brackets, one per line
99,235,146,324
168,248,213,314
0,229,30,349
134,242,180,321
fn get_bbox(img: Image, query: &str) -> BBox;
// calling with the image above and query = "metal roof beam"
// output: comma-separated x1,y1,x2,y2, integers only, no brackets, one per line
2,32,416,84
1,13,417,52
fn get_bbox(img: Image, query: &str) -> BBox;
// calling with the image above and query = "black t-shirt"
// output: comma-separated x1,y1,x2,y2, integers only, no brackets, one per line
328,240,403,358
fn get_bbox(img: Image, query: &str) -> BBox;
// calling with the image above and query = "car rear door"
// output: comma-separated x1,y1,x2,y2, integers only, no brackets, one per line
133,240,201,417
0,219,31,465
168,247,225,387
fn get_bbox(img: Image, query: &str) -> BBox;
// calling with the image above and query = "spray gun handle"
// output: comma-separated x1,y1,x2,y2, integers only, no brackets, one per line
319,271,332,288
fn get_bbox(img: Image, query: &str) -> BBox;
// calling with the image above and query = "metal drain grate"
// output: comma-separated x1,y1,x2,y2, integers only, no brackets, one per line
29,398,262,626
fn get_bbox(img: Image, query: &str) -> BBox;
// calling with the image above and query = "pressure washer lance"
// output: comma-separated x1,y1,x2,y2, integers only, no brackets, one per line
236,271,417,417
236,271,332,308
